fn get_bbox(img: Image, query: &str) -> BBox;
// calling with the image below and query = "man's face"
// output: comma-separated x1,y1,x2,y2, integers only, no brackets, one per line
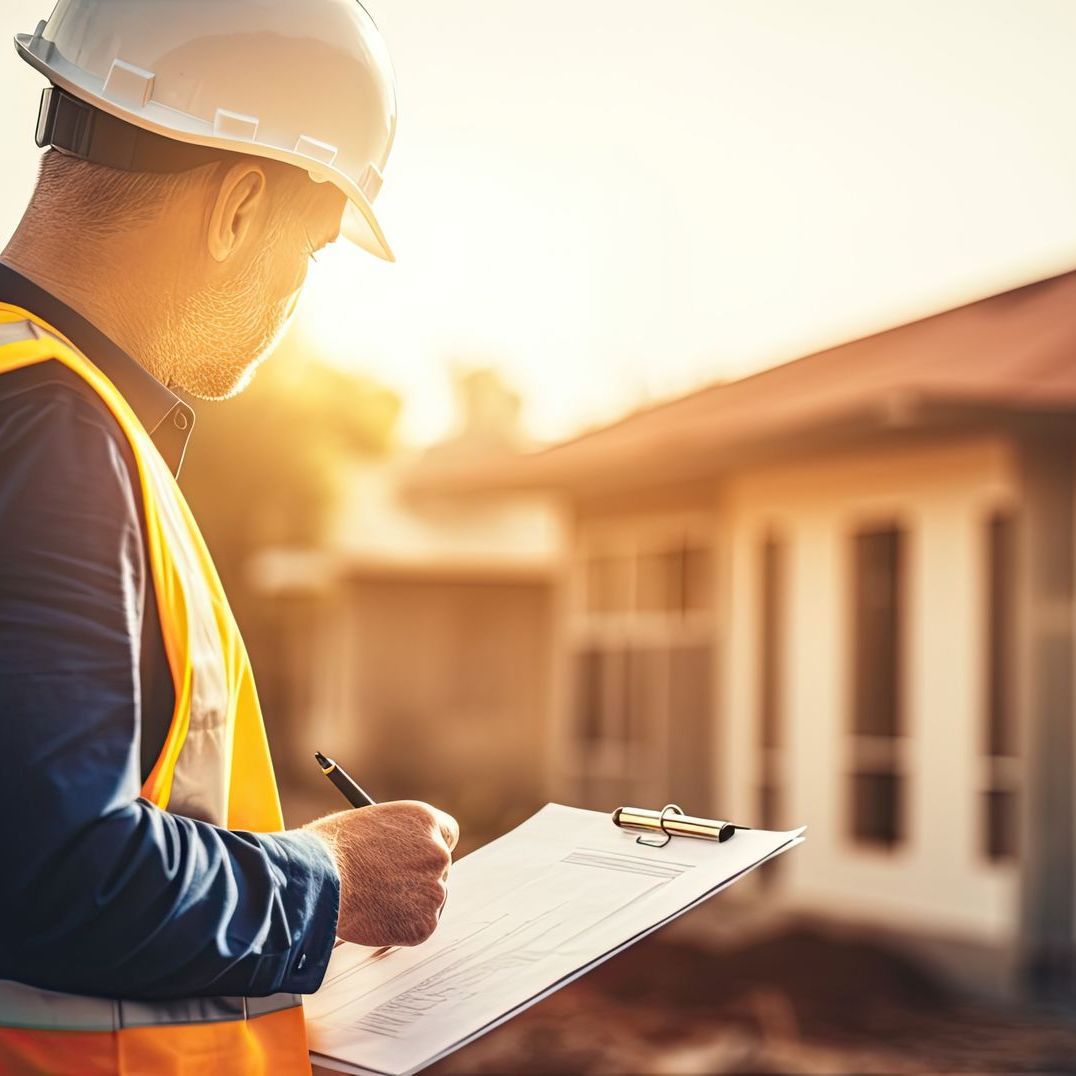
170,172,346,401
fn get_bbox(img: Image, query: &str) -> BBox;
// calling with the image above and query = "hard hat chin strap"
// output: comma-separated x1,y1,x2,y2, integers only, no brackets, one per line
36,86,235,174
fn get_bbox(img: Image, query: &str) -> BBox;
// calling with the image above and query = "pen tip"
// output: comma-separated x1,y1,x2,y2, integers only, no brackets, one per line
314,750,329,767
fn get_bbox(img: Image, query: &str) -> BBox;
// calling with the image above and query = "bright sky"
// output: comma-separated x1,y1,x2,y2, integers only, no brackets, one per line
2,1,1076,443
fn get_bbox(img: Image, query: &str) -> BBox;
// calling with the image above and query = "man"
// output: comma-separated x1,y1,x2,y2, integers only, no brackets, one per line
0,2,456,1073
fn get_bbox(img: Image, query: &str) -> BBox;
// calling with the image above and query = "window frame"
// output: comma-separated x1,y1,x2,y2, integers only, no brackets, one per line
846,520,909,852
981,507,1019,865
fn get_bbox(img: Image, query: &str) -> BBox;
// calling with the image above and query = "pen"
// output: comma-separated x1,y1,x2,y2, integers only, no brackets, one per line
314,750,377,808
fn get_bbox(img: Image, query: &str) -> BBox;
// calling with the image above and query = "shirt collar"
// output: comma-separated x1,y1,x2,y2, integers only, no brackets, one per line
0,262,195,477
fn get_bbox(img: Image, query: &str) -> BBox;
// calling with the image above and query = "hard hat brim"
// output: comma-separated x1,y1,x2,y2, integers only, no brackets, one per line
340,186,396,263
15,31,396,263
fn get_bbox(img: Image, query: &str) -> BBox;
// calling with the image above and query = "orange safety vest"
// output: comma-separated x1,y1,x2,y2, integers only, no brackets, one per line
0,305,314,1075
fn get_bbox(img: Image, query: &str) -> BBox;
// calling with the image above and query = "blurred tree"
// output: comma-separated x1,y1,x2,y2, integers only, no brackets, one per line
179,324,400,595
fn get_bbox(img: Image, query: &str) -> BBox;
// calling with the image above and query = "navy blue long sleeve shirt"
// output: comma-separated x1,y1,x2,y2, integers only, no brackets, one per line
0,264,339,1000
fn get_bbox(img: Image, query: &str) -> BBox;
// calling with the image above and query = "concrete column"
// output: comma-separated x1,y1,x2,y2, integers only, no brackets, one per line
1016,435,1075,998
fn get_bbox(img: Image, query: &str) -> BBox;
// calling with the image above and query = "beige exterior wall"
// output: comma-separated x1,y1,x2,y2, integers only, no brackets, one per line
722,435,1019,943
335,574,556,837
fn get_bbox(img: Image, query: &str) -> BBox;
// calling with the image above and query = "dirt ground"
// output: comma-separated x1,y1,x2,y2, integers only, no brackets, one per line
426,924,1076,1075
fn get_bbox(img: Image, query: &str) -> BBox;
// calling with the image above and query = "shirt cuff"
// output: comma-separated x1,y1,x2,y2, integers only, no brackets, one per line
268,829,341,994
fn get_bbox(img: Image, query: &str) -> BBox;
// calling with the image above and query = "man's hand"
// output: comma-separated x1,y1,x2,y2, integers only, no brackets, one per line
303,801,459,948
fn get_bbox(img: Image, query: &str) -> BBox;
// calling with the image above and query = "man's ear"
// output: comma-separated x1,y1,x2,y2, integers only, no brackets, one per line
207,163,267,263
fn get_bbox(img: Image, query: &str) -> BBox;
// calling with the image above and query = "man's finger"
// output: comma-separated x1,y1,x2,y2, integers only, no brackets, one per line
433,808,459,852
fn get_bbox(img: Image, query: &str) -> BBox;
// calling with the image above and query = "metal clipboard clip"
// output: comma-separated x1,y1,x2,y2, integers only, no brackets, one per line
611,804,744,847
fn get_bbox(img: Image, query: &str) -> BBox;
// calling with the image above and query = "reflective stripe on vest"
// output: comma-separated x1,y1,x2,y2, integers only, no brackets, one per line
0,308,310,1075
0,980,301,1031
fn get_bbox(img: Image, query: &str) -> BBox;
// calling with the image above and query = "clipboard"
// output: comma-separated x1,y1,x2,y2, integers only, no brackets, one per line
308,804,803,1076
611,803,747,847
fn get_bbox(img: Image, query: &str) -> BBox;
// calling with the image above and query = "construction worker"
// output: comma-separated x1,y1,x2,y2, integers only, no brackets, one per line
0,2,457,1073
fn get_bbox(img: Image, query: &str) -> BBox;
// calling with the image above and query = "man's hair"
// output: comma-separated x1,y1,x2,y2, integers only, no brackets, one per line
26,148,316,243
27,149,221,242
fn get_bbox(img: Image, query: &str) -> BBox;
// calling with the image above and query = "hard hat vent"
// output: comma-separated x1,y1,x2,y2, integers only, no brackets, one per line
294,134,339,167
214,109,259,142
359,164,383,202
103,59,155,109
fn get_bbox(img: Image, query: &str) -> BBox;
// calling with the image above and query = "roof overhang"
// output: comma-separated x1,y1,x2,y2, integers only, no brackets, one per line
405,393,1076,499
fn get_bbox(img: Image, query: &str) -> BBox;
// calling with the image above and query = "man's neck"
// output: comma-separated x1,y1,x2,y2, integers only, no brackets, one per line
1,228,175,385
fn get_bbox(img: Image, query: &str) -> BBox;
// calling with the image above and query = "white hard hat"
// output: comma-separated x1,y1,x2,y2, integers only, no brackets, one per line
15,0,398,261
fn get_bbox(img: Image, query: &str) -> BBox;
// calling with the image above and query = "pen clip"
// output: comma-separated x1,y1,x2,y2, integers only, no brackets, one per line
636,803,684,849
